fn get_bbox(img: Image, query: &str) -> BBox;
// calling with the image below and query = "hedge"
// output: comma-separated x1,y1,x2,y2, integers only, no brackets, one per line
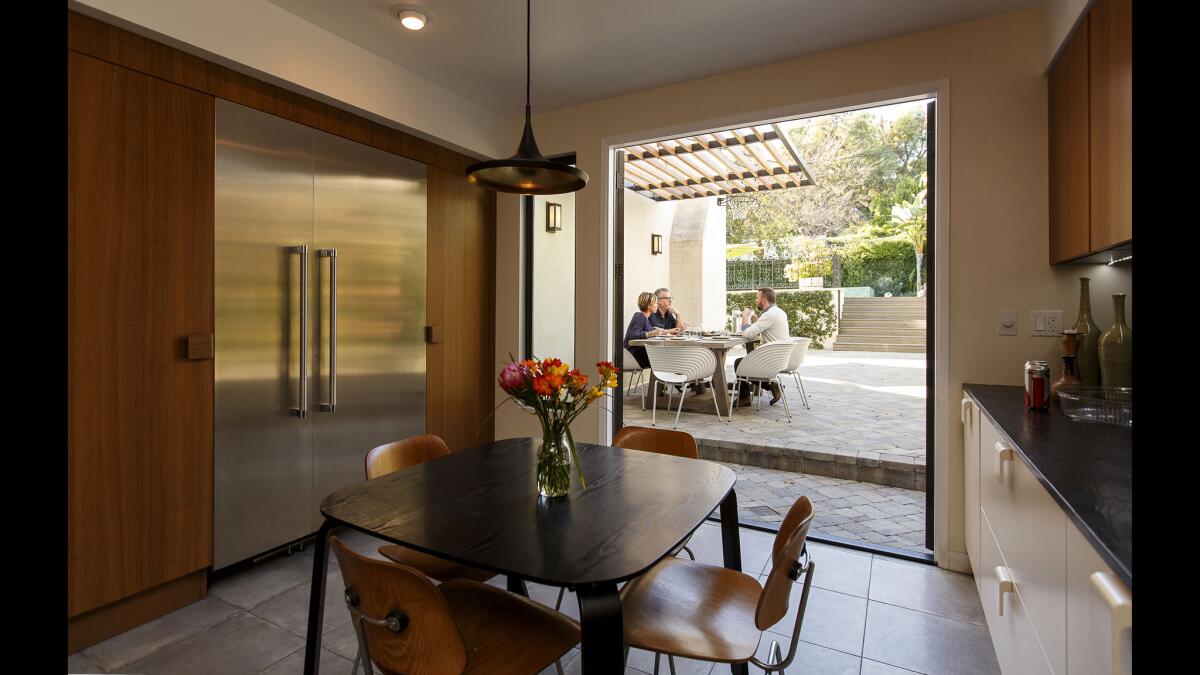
725,290,836,349
827,237,920,296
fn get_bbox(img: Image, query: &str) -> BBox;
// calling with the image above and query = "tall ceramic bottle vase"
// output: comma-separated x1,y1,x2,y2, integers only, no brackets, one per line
1098,293,1132,388
1071,277,1102,386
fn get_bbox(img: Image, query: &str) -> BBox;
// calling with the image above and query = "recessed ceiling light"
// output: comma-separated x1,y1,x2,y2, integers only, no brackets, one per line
390,5,433,31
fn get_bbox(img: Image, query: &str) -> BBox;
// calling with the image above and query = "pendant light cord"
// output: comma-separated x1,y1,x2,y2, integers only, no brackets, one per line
526,0,531,113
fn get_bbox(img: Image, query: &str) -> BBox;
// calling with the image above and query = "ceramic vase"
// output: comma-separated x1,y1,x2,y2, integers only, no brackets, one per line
1051,355,1081,400
1071,278,1102,386
1098,293,1132,389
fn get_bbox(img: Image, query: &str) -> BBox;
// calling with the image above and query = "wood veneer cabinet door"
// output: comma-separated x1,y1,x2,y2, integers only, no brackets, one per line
1048,15,1091,263
1089,0,1132,250
68,52,214,618
426,167,496,452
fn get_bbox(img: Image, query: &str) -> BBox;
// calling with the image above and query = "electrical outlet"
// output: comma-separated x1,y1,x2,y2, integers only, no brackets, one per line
998,310,1016,336
1030,310,1063,336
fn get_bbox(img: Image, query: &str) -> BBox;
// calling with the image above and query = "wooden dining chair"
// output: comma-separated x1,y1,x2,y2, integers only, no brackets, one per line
550,426,701,612
365,436,495,584
618,495,816,674
331,535,580,675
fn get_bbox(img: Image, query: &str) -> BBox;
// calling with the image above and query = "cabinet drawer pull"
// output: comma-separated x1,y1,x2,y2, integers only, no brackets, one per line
994,565,1015,616
1090,571,1132,675
961,397,972,424
994,442,1014,482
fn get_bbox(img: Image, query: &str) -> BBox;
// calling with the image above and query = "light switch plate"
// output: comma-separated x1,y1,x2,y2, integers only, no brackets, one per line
998,310,1016,336
1029,310,1063,336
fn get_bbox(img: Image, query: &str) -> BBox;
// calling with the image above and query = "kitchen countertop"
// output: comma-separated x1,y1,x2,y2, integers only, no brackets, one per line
963,383,1131,588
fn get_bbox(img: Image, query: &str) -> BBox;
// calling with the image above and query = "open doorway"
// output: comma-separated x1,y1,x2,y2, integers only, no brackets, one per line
611,97,936,561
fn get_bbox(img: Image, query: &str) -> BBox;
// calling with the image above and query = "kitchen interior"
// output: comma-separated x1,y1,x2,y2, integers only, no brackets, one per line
67,1,1133,674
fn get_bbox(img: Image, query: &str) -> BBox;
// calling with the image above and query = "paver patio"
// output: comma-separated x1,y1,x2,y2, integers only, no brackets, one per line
623,349,930,553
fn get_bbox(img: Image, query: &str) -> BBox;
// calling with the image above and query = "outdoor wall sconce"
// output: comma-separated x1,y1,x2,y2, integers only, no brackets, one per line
546,202,562,232
651,234,662,255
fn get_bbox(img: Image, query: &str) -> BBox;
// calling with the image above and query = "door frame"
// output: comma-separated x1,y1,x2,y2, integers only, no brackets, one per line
597,80,956,569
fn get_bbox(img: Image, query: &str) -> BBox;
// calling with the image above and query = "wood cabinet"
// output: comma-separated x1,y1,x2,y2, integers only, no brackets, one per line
965,391,1131,674
68,50,214,623
1047,0,1132,264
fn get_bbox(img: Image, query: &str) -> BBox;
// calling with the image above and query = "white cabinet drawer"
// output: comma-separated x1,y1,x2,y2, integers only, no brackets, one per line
978,418,1066,673
1066,521,1132,675
980,509,1055,675
963,395,980,578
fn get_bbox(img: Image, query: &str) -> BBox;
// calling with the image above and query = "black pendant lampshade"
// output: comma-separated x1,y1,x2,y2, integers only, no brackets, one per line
466,0,589,194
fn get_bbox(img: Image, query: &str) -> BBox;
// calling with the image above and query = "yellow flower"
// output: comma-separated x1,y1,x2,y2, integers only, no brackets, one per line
605,376,618,388
587,386,604,401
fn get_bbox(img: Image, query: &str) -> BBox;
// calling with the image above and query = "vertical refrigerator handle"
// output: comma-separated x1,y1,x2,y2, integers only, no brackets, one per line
319,249,337,412
290,244,309,418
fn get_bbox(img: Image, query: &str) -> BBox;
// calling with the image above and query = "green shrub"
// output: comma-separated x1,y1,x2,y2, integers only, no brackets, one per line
726,290,837,349
827,236,919,295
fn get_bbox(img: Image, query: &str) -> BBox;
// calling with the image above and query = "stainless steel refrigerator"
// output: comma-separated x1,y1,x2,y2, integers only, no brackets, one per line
213,100,427,570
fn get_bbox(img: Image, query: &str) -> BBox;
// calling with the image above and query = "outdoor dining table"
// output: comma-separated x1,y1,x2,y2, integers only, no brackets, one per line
628,334,760,417
302,437,748,675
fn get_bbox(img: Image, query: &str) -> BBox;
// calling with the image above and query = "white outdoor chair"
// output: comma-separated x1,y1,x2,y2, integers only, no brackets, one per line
646,345,722,428
782,337,813,410
729,340,795,423
623,347,650,410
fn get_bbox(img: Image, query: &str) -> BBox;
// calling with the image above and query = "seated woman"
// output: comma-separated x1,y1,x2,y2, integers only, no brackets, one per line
624,291,670,368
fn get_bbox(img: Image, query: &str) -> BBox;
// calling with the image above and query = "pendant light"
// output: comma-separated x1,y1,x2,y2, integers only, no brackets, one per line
465,0,589,194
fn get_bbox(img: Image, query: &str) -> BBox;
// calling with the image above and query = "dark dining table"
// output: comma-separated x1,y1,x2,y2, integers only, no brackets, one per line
302,437,747,675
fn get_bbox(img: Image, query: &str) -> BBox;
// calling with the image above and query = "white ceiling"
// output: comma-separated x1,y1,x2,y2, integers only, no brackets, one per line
267,0,1042,116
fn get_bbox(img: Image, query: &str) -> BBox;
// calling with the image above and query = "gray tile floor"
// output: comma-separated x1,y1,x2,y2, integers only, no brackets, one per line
68,525,997,675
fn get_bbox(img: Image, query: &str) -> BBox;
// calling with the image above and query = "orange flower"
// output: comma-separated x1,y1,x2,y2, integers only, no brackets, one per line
532,375,554,397
544,372,565,392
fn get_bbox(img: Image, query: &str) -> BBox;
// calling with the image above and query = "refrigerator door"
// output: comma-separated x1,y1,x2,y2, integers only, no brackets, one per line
311,129,427,525
214,100,316,570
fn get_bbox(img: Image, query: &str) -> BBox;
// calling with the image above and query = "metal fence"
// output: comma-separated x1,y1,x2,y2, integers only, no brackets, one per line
726,259,798,290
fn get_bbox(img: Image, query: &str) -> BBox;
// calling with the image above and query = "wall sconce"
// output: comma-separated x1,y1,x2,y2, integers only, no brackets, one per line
651,234,662,255
546,202,562,232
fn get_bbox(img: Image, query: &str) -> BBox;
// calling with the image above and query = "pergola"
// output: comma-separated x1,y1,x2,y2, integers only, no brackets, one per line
621,123,815,201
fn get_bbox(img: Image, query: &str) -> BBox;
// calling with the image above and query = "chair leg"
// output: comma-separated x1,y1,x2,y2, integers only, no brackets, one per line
351,648,361,675
682,545,695,560
728,379,738,421
555,657,565,675
797,373,810,409
673,383,687,429
710,379,723,422
624,646,630,667
652,381,658,426
653,652,661,675
777,376,792,422
554,586,565,610
668,654,678,675
770,639,784,674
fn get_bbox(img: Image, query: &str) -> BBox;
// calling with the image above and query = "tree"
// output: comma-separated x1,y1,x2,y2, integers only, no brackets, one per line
890,186,927,292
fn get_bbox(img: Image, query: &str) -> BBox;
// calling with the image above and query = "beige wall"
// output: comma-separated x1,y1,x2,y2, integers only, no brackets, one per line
493,5,1133,567
623,192,676,326
532,192,576,363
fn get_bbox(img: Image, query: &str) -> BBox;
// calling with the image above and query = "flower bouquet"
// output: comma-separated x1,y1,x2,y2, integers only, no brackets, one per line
498,357,620,497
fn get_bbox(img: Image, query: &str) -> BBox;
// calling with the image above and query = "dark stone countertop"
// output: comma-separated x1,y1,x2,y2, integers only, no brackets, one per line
963,383,1131,588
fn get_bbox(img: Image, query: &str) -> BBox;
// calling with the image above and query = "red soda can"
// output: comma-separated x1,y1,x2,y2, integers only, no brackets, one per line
1024,360,1050,410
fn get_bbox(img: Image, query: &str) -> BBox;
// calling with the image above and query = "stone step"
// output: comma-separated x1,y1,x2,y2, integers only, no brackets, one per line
841,307,927,314
843,297,925,303
835,334,926,345
833,341,926,353
838,326,927,337
840,317,927,325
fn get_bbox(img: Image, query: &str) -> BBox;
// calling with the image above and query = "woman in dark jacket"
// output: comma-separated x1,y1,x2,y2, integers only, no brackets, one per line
624,291,671,368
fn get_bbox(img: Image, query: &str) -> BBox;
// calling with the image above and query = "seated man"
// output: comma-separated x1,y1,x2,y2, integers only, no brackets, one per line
734,287,790,406
649,287,688,332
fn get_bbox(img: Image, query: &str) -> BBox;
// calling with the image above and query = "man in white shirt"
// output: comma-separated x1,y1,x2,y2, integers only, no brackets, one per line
734,287,790,405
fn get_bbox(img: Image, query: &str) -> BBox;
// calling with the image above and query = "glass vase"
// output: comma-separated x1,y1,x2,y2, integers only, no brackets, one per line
1071,277,1102,386
536,428,572,498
